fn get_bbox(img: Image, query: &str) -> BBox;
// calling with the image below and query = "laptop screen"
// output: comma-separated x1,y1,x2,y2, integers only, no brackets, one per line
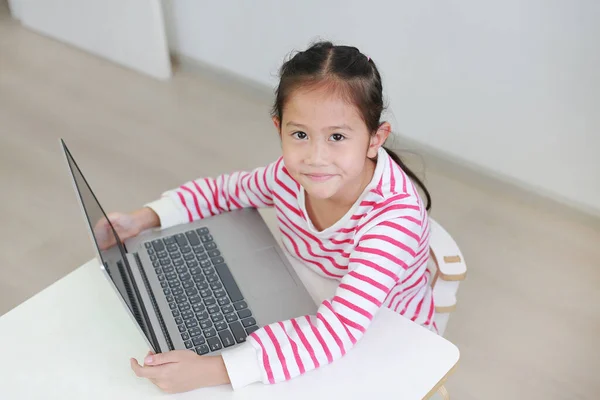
62,140,158,350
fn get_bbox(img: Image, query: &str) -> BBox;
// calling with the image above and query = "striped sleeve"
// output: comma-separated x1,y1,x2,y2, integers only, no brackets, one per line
222,211,424,388
145,159,279,229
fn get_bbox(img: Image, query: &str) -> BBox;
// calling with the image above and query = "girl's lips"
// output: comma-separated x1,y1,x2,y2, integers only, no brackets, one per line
304,173,335,182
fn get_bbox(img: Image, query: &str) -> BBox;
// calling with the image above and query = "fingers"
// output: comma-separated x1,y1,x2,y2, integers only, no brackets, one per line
144,350,182,366
131,358,162,379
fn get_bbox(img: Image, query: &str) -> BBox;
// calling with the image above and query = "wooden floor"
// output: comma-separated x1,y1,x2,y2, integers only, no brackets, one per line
1,8,599,400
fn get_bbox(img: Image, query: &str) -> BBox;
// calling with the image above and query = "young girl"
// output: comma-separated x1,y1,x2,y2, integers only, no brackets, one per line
104,41,434,393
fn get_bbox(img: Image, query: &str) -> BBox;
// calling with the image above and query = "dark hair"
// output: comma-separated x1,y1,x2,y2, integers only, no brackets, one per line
271,41,432,211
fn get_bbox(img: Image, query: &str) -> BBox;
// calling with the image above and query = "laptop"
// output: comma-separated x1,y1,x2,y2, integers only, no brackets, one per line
61,139,317,355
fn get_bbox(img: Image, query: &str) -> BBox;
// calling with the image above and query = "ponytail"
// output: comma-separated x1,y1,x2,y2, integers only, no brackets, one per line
382,146,432,212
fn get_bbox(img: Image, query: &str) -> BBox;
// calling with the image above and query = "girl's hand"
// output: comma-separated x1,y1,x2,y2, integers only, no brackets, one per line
93,208,159,250
130,350,231,393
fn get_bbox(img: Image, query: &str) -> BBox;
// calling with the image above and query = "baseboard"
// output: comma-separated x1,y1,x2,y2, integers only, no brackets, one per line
173,51,600,228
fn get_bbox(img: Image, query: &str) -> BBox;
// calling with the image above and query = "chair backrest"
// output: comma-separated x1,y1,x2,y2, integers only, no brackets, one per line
427,218,467,336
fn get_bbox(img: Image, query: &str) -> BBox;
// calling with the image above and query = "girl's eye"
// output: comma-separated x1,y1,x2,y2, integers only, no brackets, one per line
292,131,308,140
330,133,345,142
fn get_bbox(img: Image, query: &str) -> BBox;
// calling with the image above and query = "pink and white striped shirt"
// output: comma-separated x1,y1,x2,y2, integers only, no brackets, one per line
146,147,434,389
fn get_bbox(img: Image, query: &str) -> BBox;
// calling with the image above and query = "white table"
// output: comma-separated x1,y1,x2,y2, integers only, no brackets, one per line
0,255,459,399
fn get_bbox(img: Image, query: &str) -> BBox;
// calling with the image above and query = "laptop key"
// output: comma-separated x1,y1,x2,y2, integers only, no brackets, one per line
149,254,157,261
172,287,184,296
207,249,221,258
192,335,205,346
171,309,180,317
246,325,259,335
214,289,227,298
160,281,168,288
175,295,187,304
237,309,252,319
181,310,194,320
218,297,230,307
177,324,186,332
233,301,248,311
241,317,256,328
207,274,219,284
222,305,234,314
185,318,198,328
175,234,188,247
152,240,165,252
211,313,224,322
178,303,191,311
162,265,174,273
145,242,152,249
200,259,212,268
215,321,228,331
204,328,217,338
168,280,181,288
204,267,215,276
204,297,217,306
208,304,220,314
196,253,208,261
157,250,168,259
181,332,189,341
152,260,160,268
200,319,213,330
187,260,199,268
169,303,177,310
197,311,209,321
215,265,244,303
210,282,222,290
225,313,238,323
180,246,192,254
196,345,209,355
207,337,223,351
186,231,201,246
160,259,170,266
219,330,236,347
166,272,177,280
197,281,209,290
211,256,225,265
189,327,202,337
179,272,191,281
185,288,198,297
201,234,213,243
184,340,193,349
184,253,195,261
190,267,202,276
166,243,177,252
189,295,202,304
164,236,176,245
166,295,174,303
197,227,209,235
163,288,171,296
173,258,185,267
172,252,182,259
229,321,247,343
205,242,217,250
200,289,212,298
192,303,206,313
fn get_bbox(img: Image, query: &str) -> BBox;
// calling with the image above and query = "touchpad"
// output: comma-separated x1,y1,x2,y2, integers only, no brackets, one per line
232,247,298,301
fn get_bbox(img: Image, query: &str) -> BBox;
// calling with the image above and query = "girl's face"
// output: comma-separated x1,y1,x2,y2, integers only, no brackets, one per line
275,85,389,203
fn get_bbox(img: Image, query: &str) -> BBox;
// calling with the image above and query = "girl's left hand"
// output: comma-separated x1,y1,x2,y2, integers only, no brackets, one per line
130,350,230,393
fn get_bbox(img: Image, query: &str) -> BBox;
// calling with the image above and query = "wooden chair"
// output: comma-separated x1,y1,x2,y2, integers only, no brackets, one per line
426,217,467,399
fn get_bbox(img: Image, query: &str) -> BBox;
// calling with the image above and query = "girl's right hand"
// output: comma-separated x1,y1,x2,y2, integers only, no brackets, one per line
94,212,143,250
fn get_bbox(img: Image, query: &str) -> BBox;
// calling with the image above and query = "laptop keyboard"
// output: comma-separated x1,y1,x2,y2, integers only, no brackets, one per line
144,227,259,355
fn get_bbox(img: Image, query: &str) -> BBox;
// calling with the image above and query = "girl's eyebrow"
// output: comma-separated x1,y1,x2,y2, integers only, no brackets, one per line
286,121,353,131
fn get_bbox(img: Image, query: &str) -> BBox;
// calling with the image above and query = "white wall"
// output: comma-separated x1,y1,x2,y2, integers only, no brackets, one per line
12,0,171,80
164,0,600,215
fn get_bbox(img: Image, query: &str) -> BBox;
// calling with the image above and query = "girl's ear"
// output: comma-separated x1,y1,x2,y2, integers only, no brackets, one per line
272,117,281,132
367,122,391,158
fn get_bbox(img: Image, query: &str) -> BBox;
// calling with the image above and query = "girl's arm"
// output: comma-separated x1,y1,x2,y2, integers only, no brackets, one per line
144,159,280,229
221,203,431,389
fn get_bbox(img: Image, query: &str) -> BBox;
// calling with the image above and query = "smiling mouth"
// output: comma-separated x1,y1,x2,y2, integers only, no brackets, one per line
304,173,335,182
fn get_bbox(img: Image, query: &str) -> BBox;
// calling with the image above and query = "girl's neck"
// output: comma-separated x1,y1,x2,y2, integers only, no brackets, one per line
305,158,376,231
